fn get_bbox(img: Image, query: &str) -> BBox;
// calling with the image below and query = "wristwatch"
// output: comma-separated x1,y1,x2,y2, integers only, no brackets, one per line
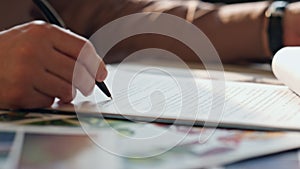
265,1,289,56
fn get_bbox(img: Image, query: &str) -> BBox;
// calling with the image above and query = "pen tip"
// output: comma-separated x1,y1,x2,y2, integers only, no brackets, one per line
109,96,113,100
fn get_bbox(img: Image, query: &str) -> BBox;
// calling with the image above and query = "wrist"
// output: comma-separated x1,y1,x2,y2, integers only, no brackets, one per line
265,1,288,58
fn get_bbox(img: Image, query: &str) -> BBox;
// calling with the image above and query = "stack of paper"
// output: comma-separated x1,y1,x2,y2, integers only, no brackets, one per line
50,65,300,131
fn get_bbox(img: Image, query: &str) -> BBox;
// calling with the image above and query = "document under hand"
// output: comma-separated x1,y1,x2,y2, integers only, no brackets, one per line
51,65,300,131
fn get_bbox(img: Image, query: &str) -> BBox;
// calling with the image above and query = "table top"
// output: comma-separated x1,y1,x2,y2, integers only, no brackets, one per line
1,61,299,169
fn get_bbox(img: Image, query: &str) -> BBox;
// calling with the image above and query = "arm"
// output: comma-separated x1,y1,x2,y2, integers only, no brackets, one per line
44,0,300,63
44,0,269,63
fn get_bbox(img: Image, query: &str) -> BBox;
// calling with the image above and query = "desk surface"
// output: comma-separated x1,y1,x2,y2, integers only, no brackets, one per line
1,60,299,169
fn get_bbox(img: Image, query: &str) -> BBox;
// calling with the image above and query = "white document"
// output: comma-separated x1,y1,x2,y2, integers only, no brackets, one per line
51,65,300,131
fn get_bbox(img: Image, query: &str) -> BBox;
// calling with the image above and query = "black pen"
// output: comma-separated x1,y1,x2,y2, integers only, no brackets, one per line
33,0,112,99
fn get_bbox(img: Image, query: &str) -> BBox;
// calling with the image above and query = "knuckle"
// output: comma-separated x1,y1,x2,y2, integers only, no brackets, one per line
15,42,35,58
26,21,53,37
85,41,94,49
29,20,47,26
81,41,95,55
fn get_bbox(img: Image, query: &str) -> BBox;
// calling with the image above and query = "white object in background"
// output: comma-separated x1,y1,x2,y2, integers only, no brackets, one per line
272,47,300,96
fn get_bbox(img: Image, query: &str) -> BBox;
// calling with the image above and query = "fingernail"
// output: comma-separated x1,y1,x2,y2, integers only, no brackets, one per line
97,71,107,82
96,66,107,81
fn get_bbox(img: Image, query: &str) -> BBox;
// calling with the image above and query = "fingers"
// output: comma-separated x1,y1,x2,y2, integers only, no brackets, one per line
73,62,96,96
33,71,75,103
78,42,102,80
34,66,95,103
49,26,107,80
7,87,54,109
49,26,87,58
22,90,55,109
42,50,97,96
96,60,108,82
22,21,107,83
2,21,108,109
42,49,75,82
48,25,108,83
28,23,108,96
79,44,107,82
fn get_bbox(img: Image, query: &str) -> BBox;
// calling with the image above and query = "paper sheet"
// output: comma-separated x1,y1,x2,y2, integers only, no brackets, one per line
51,65,300,131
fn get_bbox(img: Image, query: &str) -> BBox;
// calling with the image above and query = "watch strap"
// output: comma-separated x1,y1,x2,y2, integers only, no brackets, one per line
265,1,288,56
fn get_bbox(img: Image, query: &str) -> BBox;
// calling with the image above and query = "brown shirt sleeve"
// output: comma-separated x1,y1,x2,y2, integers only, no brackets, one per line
1,0,271,63
46,0,271,63
45,1,217,36
0,0,35,30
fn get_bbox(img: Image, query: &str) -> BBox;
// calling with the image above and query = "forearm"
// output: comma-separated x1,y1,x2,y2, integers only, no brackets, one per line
47,0,272,63
194,1,271,63
111,1,270,62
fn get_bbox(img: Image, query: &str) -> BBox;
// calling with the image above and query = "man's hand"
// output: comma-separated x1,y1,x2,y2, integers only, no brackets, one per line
0,21,107,109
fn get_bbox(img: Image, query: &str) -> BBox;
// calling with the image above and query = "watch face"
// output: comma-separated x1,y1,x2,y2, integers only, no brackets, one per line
266,1,288,18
